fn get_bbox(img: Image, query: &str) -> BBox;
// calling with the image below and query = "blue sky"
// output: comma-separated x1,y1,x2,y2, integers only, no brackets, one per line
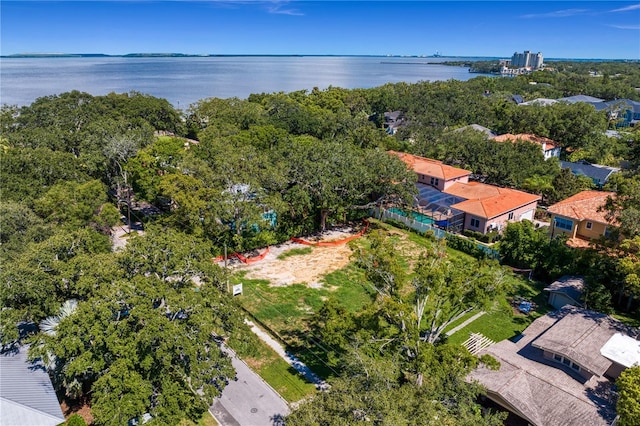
1,1,639,59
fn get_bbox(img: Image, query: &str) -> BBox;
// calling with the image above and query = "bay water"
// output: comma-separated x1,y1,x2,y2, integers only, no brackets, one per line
0,56,490,109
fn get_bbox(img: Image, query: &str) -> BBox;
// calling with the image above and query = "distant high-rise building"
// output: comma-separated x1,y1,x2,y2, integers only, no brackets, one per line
511,51,544,69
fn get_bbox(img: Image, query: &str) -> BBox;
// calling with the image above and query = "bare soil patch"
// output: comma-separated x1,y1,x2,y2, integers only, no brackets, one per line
61,397,93,424
229,226,359,287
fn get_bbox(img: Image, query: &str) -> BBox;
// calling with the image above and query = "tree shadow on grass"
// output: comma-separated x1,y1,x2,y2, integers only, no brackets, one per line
279,329,340,381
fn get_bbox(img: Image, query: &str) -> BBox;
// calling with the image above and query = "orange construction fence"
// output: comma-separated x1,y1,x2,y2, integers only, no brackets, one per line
212,246,270,265
291,220,369,247
212,220,369,265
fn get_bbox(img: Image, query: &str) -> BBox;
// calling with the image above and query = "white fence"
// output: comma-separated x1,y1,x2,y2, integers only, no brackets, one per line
372,208,499,259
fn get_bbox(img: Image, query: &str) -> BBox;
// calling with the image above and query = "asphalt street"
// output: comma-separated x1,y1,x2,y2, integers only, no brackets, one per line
210,347,290,426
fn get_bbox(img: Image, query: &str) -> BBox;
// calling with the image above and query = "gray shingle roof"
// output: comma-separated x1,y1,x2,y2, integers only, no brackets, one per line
560,161,619,186
453,124,497,138
559,95,604,104
590,99,640,114
544,275,585,305
0,346,65,426
531,308,630,376
468,306,638,426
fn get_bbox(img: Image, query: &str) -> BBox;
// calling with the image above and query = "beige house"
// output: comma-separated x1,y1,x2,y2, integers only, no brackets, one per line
469,306,640,426
548,190,617,248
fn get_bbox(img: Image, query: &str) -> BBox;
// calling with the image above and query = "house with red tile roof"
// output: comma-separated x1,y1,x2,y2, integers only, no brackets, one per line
547,190,617,248
388,151,540,234
388,151,471,191
444,182,540,234
493,133,561,159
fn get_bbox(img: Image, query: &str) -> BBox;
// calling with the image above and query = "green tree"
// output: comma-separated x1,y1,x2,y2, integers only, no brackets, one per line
0,228,111,346
617,366,640,426
410,246,508,345
34,179,119,231
0,147,91,203
549,167,595,205
29,228,251,424
287,342,506,426
498,220,547,269
353,229,407,298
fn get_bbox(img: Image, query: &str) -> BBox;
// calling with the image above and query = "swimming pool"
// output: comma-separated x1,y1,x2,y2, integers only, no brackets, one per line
387,207,435,225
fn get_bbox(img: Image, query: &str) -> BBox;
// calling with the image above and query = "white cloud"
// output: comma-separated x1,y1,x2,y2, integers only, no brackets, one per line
520,9,590,19
609,24,640,30
609,4,640,13
266,1,303,16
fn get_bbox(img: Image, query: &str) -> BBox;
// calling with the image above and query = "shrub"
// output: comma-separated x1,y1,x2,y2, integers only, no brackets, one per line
66,414,87,426
445,234,492,259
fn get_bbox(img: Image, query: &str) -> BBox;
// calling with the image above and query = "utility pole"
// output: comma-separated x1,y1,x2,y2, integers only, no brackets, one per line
224,243,230,293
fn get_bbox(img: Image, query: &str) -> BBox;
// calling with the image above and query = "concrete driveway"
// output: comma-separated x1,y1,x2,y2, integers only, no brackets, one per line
210,347,289,426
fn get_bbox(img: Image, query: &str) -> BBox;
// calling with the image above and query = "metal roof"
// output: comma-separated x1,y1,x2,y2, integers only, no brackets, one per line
600,333,640,368
0,346,65,426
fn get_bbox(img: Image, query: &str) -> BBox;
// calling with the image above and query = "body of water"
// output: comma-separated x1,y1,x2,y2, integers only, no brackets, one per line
0,56,491,109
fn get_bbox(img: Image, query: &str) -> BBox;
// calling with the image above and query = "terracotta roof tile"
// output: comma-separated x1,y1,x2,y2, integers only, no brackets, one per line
388,151,471,180
444,182,540,219
493,133,559,151
548,191,616,224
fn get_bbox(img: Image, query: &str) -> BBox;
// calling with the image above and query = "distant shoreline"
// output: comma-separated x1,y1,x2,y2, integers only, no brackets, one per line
1,53,491,59
2,53,635,62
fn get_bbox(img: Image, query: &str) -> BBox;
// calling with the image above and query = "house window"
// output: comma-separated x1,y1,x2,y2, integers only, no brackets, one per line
508,212,514,220
586,222,593,230
430,177,439,187
555,217,573,231
552,353,580,372
470,218,480,228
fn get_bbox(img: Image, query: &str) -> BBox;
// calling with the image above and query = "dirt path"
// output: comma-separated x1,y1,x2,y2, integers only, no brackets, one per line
226,227,360,288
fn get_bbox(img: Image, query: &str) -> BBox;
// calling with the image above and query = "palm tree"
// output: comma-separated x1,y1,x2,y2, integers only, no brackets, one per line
39,299,78,337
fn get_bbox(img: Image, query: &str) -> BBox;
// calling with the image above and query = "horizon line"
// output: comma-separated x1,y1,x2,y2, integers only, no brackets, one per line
2,52,638,61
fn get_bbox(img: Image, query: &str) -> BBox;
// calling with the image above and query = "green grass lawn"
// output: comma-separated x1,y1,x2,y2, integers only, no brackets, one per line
442,309,481,334
277,246,313,260
233,264,374,338
612,312,640,328
446,304,534,346
446,278,552,345
234,220,553,388
179,411,219,426
242,339,317,403
197,413,218,426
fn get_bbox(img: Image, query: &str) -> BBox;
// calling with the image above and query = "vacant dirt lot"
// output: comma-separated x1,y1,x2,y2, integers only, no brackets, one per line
227,227,359,287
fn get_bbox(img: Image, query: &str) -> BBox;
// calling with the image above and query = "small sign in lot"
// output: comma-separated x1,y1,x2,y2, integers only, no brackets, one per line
233,283,243,296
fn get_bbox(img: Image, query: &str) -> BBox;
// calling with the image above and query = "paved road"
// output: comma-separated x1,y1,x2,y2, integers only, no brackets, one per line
210,346,290,426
